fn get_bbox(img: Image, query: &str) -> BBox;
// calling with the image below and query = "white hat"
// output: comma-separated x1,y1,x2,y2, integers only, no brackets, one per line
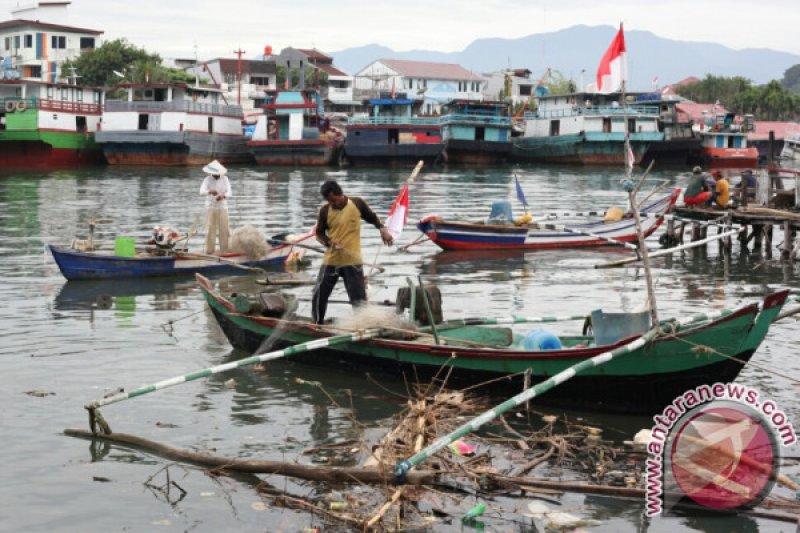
202,160,227,176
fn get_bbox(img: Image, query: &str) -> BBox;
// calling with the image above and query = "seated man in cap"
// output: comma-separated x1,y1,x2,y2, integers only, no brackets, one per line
199,160,232,254
683,166,711,207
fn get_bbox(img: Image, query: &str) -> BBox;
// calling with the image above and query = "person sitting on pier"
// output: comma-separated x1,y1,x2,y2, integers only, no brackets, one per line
714,171,730,209
734,169,757,198
683,166,711,208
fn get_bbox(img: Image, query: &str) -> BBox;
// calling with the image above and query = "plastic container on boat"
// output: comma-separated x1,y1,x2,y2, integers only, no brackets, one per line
114,237,136,257
591,309,651,346
522,329,562,350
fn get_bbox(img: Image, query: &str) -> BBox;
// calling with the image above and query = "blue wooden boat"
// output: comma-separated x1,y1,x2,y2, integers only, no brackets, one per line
440,99,512,164
343,92,444,166
417,189,680,251
48,242,306,281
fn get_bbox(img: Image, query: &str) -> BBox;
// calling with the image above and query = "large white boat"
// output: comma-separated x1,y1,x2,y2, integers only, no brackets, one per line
510,91,663,165
95,83,253,166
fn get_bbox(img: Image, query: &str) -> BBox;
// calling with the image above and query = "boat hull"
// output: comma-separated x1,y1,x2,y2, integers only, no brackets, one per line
248,138,342,166
199,275,787,414
344,125,444,166
96,131,253,166
443,139,511,165
418,189,679,251
511,133,653,165
0,133,104,169
702,146,759,169
48,244,298,281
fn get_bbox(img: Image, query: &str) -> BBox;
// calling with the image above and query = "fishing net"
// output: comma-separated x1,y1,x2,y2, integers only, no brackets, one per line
230,225,270,260
334,304,416,338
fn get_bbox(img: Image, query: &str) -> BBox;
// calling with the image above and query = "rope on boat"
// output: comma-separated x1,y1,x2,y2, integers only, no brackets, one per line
85,327,385,434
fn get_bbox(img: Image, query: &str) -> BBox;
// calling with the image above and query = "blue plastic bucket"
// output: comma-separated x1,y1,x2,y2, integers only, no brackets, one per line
522,329,563,351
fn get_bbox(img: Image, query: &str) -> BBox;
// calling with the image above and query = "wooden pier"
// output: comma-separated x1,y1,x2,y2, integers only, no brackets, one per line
669,167,800,259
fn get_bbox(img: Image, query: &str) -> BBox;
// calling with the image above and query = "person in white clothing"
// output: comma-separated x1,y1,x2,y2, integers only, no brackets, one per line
199,160,232,254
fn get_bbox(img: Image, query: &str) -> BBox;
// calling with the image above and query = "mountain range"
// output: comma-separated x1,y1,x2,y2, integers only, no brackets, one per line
331,25,800,91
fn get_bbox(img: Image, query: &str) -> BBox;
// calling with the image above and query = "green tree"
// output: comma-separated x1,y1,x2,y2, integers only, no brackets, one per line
61,38,195,88
782,64,800,93
276,65,328,89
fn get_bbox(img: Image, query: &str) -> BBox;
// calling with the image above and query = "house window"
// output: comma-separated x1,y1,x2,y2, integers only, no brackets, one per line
79,37,95,49
93,90,102,104
76,90,83,102
14,36,20,49
47,86,54,98
24,34,33,48
4,37,9,50
51,36,66,49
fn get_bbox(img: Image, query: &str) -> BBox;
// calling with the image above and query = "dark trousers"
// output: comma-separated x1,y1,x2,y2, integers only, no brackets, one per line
311,264,367,324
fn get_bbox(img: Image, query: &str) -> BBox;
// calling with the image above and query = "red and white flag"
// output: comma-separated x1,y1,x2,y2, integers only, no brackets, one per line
596,24,627,94
385,182,409,240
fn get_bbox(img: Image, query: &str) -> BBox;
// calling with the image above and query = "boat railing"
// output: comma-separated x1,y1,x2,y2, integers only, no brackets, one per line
526,104,661,120
1,96,102,115
347,115,442,126
438,114,512,127
104,99,243,117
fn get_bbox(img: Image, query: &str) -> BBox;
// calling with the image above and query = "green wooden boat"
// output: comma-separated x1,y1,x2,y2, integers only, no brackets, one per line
198,274,788,413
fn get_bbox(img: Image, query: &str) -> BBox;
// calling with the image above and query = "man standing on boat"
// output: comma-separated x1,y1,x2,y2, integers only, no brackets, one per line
312,180,394,324
199,160,232,254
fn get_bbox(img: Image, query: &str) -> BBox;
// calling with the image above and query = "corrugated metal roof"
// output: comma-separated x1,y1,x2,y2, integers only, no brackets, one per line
297,48,333,63
379,59,483,81
214,59,276,75
675,102,731,124
0,18,103,34
315,63,348,77
751,121,797,141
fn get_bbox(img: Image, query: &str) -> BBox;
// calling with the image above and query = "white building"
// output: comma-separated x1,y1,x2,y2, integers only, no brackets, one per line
0,2,102,82
275,47,356,112
354,59,485,114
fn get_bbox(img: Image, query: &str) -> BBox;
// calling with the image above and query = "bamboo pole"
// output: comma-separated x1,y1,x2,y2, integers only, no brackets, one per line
393,328,660,481
595,229,742,269
85,328,384,431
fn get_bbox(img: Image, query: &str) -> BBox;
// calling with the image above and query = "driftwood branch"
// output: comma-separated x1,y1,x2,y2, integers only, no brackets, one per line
64,428,435,485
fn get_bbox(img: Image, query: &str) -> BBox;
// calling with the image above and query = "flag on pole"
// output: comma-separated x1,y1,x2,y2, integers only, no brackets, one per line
391,78,396,99
385,182,409,240
595,24,626,94
626,142,635,173
514,174,528,210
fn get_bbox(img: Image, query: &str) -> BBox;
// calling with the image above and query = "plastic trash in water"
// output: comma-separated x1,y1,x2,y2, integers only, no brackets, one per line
448,438,477,457
462,502,486,522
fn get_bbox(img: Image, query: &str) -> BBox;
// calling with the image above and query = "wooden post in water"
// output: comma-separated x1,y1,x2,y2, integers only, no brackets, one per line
783,220,793,259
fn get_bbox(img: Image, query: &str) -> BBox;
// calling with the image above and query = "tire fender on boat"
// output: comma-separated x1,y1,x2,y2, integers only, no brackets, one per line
4,100,15,113
15,100,27,112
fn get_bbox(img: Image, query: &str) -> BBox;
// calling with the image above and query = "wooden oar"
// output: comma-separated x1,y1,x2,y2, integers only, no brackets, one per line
595,228,742,269
392,327,661,482
171,250,272,282
85,327,384,433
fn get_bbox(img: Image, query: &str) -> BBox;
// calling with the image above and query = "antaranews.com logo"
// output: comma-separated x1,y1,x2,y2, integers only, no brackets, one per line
645,382,796,516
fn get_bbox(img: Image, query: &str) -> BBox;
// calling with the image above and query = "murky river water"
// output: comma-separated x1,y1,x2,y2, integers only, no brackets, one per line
1,164,798,532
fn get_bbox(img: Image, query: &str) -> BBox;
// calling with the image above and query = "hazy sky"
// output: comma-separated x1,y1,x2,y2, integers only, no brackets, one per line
5,0,799,61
